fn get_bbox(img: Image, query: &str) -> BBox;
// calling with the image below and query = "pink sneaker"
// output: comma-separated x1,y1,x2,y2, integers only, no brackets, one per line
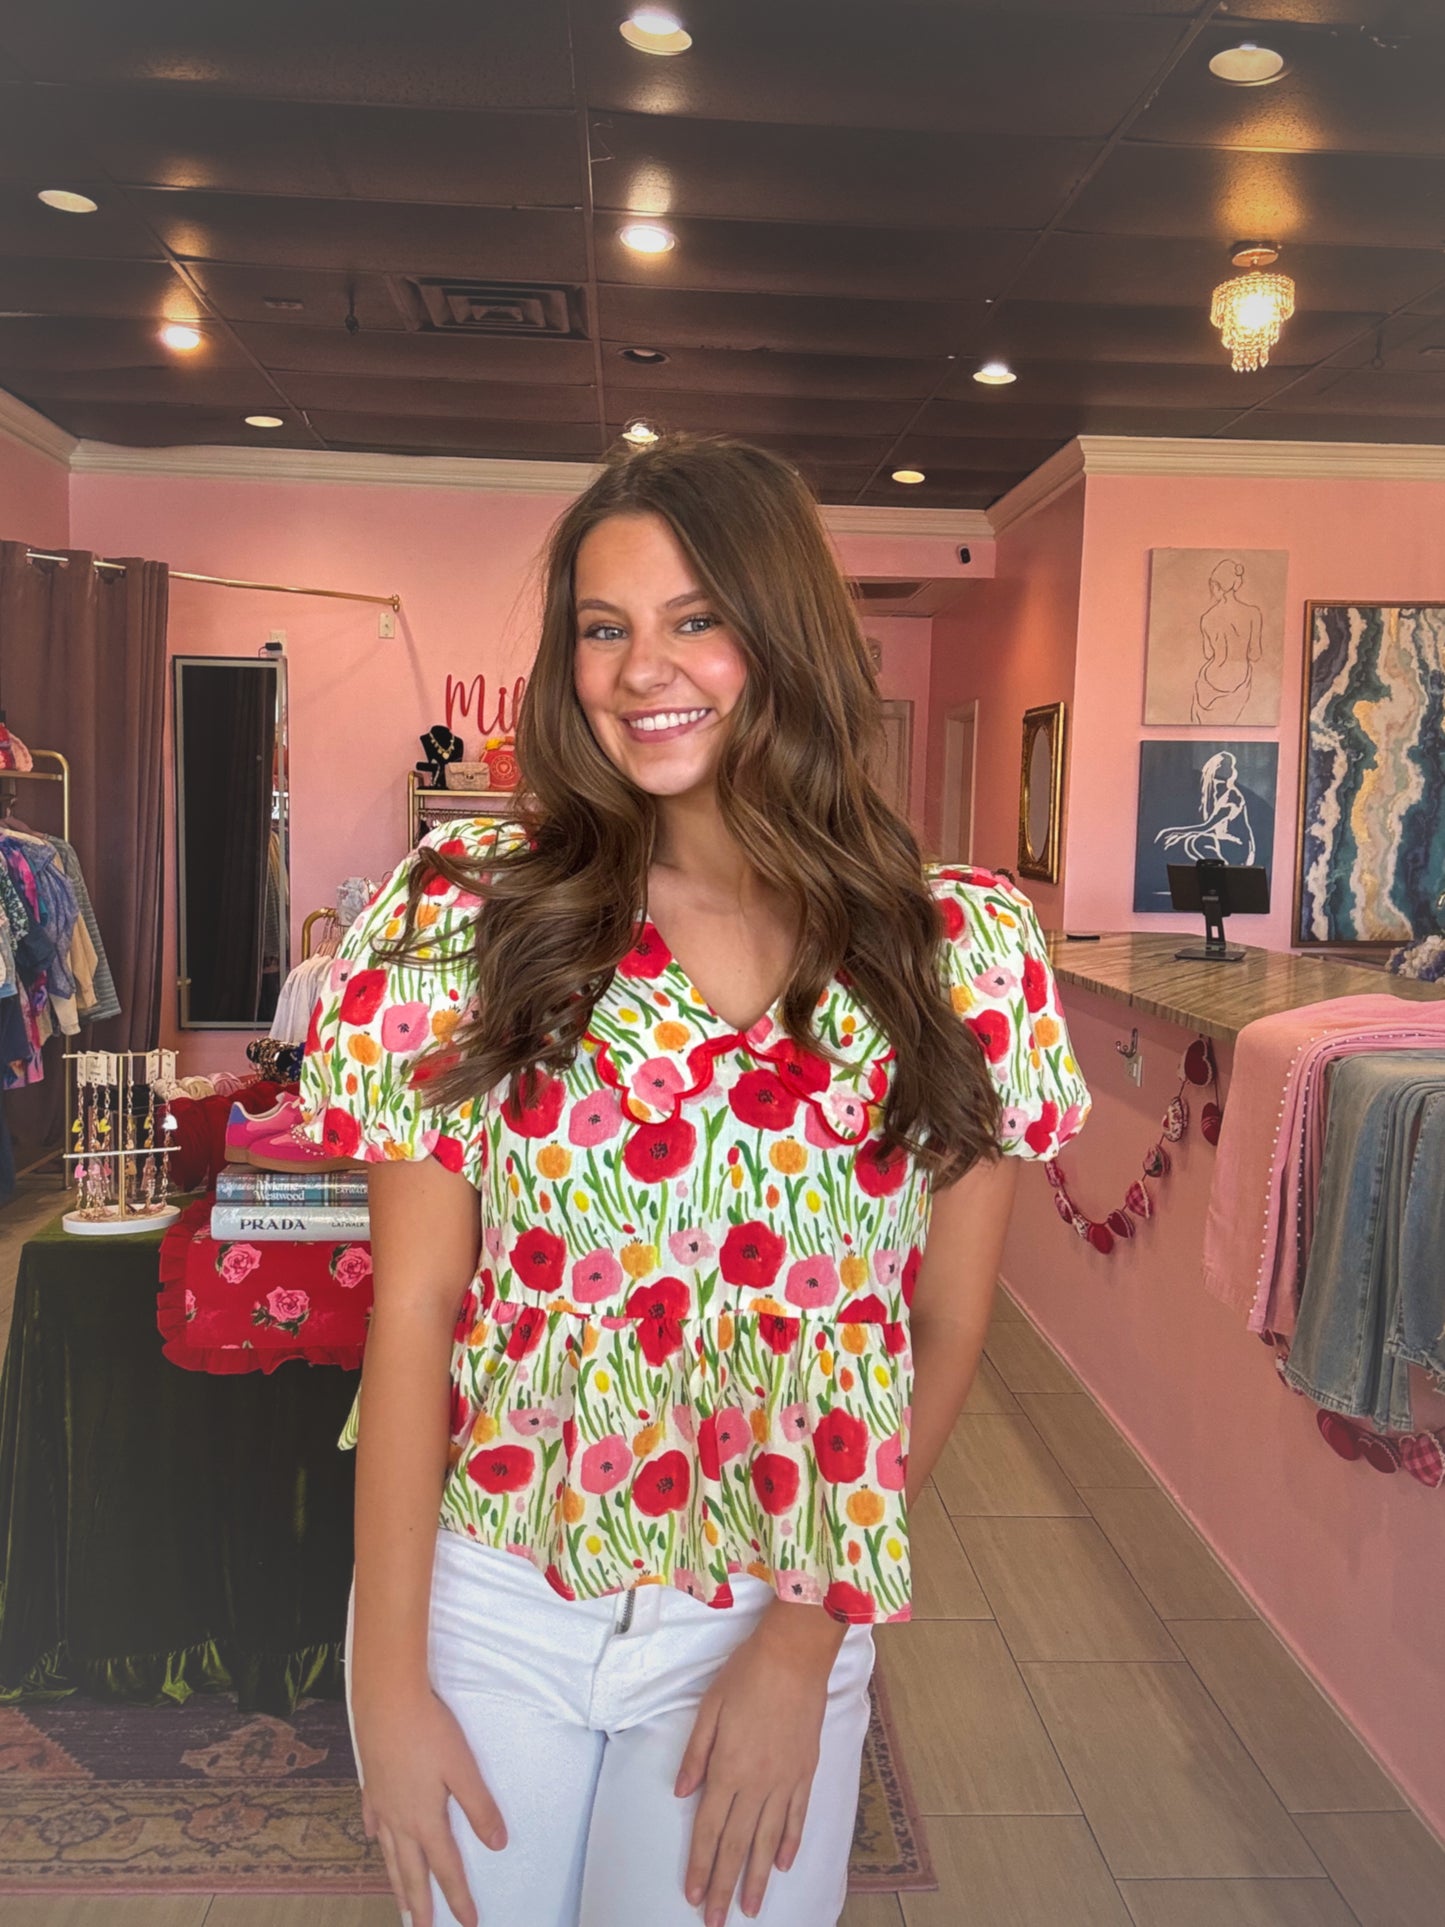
225,1098,357,1173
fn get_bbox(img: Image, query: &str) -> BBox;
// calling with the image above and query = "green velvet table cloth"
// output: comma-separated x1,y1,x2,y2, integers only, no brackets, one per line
0,1211,358,1715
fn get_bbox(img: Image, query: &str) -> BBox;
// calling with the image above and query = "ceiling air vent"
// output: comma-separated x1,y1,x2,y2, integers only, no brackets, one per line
855,580,925,601
389,277,587,339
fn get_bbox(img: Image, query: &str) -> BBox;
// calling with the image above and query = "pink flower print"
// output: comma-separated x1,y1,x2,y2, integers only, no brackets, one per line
779,1401,810,1442
745,1014,776,1049
714,1407,750,1465
973,964,1017,999
872,1248,901,1287
266,1286,310,1325
675,1179,689,1198
1060,1100,1086,1141
380,1001,431,1054
567,1089,624,1147
776,1570,823,1605
329,957,353,992
672,1402,696,1443
484,1225,504,1260
816,1089,869,1144
508,1406,558,1436
218,1243,262,1284
784,1254,840,1310
493,1300,518,1324
571,1247,624,1305
580,1434,632,1494
999,1105,1031,1142
183,1288,196,1319
333,1247,373,1291
875,1430,907,1491
668,1226,716,1267
673,1568,707,1600
633,1056,685,1114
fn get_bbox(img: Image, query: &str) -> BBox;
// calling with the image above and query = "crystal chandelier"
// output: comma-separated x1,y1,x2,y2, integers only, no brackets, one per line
1211,244,1295,373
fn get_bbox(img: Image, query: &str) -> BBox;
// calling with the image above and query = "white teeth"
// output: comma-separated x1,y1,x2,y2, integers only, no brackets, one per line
628,708,709,732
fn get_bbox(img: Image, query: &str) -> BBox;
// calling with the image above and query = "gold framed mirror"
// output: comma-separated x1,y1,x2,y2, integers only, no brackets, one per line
1017,700,1066,883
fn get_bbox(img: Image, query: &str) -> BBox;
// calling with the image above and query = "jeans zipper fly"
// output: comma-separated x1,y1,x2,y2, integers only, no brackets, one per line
618,1586,636,1634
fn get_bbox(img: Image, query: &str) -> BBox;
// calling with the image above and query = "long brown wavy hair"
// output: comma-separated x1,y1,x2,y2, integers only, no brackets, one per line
397,433,1000,1186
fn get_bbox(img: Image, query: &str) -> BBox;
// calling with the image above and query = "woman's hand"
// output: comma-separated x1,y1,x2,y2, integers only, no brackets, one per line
354,1680,507,1927
674,1605,845,1924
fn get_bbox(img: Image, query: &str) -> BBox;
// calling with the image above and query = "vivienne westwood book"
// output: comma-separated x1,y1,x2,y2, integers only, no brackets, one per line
214,1162,370,1206
210,1203,370,1244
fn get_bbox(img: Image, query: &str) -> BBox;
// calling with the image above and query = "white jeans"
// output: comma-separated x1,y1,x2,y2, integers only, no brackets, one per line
343,1527,876,1927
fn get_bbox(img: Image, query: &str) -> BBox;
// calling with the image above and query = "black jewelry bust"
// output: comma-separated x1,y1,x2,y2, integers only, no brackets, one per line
416,724,463,789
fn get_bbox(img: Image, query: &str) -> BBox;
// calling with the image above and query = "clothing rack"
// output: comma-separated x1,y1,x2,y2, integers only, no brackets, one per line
24,549,399,614
1,748,70,843
301,907,340,961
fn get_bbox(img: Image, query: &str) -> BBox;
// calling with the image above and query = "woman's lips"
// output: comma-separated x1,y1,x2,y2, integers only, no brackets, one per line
621,708,712,743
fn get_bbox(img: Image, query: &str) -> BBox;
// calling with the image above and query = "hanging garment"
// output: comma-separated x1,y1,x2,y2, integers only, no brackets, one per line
50,838,121,1024
269,951,334,1045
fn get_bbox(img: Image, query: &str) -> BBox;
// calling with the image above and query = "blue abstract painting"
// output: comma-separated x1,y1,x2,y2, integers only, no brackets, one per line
1299,604,1445,946
1134,741,1278,914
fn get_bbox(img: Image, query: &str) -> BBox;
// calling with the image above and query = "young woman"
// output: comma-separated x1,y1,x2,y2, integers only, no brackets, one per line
300,435,1090,1927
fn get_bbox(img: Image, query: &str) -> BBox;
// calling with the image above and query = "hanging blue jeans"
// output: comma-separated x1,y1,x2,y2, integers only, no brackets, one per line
1395,1086,1445,1384
1283,1051,1445,1431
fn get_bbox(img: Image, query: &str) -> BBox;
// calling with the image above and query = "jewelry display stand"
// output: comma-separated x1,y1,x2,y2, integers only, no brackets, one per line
63,1049,182,1237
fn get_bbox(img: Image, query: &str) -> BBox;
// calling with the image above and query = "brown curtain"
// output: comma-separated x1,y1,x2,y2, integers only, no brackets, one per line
0,543,168,1153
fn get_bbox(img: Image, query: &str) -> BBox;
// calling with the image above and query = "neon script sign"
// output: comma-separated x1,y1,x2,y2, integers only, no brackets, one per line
445,673,528,743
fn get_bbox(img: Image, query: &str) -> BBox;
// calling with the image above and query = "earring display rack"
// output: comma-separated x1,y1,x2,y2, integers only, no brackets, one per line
63,1049,182,1237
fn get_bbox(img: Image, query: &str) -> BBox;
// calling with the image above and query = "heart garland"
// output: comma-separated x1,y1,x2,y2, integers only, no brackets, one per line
1044,1034,1222,1255
1262,1330,1445,1489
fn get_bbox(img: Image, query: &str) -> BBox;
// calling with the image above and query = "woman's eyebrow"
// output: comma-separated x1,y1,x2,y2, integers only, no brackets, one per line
576,589,707,615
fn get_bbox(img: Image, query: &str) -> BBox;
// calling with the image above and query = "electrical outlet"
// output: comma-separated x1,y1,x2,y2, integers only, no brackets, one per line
378,606,396,639
1127,1049,1143,1087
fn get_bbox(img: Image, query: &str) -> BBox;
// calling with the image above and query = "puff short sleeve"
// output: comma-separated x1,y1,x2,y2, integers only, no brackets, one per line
298,820,518,1187
929,863,1092,1160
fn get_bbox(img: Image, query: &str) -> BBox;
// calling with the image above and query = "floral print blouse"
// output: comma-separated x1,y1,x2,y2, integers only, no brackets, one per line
299,820,1090,1624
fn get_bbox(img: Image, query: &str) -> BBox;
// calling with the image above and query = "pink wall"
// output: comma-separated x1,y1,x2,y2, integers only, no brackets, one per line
923,482,1084,929
0,437,69,549
1066,472,1445,949
68,469,937,1072
1006,983,1445,1838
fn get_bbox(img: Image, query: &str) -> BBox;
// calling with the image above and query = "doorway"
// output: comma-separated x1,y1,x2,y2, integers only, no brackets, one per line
941,701,978,864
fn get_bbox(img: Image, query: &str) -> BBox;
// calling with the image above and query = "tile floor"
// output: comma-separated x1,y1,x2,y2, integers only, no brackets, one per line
2,1190,1443,1926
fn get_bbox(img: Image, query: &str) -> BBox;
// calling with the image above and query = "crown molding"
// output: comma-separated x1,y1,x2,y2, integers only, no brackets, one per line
1074,433,1445,483
822,503,992,539
68,441,603,493
986,441,1086,537
0,389,76,468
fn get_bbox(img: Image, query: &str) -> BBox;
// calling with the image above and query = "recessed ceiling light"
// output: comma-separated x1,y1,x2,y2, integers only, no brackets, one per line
620,7,692,54
263,295,305,312
623,419,660,446
245,414,284,429
619,345,669,364
37,188,98,214
620,221,676,255
159,323,202,352
892,468,925,485
1208,42,1285,85
972,360,1016,385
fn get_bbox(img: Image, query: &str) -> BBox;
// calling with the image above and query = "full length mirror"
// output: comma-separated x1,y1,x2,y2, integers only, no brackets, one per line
174,656,290,1027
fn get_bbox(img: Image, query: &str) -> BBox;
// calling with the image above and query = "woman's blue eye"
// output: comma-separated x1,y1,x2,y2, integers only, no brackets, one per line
679,615,717,635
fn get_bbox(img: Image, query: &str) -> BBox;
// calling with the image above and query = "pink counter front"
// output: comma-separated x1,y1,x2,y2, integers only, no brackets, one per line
1003,946,1445,1839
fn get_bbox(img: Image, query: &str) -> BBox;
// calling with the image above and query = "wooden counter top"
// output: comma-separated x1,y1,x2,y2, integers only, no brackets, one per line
1042,932,1445,1045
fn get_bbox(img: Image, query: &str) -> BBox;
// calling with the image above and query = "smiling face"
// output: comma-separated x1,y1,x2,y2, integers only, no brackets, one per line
572,510,749,799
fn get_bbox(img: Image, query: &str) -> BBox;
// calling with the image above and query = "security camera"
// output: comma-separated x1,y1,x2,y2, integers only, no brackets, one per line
957,546,971,566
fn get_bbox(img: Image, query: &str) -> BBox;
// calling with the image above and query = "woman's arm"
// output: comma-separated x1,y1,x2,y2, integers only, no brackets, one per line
904,1149,1020,1505
350,1156,504,1927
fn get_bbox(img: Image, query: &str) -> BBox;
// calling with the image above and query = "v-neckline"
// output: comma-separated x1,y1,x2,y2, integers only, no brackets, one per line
634,916,788,1039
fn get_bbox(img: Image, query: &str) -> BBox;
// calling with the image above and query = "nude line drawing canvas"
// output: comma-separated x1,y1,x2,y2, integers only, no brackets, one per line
1144,548,1286,726
1297,602,1445,948
1133,740,1278,912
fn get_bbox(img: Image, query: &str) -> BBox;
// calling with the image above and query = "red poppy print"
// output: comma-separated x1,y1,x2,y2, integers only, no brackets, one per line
633,1450,691,1516
760,1042,831,1098
622,1116,697,1185
501,1070,567,1138
1022,952,1050,1013
901,1246,921,1308
823,1580,877,1624
1024,1100,1061,1156
814,1408,870,1484
837,1291,887,1324
966,1008,1012,1063
320,1108,361,1159
467,1444,535,1493
936,893,966,942
855,1135,907,1198
728,1068,799,1131
619,925,671,978
512,1225,566,1293
338,968,387,1027
627,1276,691,1366
504,1304,548,1360
718,1221,788,1290
751,1452,800,1516
758,1312,802,1354
432,1133,466,1174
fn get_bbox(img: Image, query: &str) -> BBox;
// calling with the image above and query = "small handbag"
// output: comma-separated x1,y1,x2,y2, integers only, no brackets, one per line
0,723,34,773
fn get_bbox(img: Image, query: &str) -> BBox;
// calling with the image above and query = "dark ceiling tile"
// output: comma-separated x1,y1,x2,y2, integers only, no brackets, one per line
1228,409,1445,441
603,343,946,399
3,1,575,109
578,1,1186,138
1068,143,1445,250
854,474,1021,510
1135,18,1445,157
598,286,978,358
590,113,1098,230
308,411,603,458
1,363,280,409
188,265,410,331
0,314,249,370
1013,232,1445,312
276,373,599,424
0,183,163,260
596,215,1031,303
604,387,910,437
897,402,1244,445
1247,366,1445,416
604,424,897,468
231,318,597,383
128,190,589,278
10,398,318,447
950,300,1377,370
0,255,191,319
934,357,1325,409
63,91,584,207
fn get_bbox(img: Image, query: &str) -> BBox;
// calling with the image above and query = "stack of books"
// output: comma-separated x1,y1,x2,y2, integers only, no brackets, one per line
211,1164,370,1243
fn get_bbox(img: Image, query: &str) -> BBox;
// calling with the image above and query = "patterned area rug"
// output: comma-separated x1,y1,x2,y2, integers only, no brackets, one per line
0,1668,933,1896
